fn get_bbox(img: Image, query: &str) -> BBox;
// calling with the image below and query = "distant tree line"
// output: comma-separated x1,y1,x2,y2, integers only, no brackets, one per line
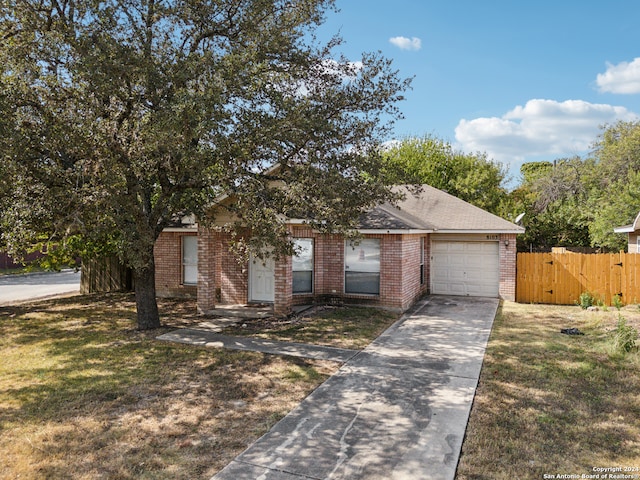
506,121,640,252
382,121,640,253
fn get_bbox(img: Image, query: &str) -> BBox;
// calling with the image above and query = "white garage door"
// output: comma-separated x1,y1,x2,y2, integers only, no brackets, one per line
431,241,499,297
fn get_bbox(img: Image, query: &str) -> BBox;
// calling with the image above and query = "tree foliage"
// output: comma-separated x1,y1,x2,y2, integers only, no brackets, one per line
588,171,640,250
588,121,640,250
506,121,640,252
593,121,640,184
382,135,508,214
0,0,409,329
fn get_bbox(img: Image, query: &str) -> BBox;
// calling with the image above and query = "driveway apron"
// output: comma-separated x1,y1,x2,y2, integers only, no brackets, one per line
211,295,499,480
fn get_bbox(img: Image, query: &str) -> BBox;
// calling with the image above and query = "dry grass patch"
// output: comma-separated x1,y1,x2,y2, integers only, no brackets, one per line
456,302,640,480
0,294,337,479
222,305,400,350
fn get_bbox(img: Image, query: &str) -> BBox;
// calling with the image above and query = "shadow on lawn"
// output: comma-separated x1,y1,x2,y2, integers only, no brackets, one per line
1,311,279,423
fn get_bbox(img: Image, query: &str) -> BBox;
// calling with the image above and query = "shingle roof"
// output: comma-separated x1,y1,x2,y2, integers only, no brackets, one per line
614,211,640,233
359,185,524,233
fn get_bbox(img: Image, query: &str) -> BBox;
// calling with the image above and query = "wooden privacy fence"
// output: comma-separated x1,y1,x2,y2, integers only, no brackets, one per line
80,256,133,294
517,252,640,305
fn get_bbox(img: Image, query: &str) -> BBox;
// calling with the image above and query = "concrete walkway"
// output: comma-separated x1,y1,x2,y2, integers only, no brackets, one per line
209,295,499,480
157,329,360,363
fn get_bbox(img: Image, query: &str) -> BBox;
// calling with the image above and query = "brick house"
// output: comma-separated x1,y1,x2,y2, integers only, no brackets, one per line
154,185,524,315
614,210,640,253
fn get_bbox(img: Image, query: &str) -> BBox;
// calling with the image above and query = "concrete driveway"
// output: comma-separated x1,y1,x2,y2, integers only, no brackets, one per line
0,270,81,305
211,295,499,480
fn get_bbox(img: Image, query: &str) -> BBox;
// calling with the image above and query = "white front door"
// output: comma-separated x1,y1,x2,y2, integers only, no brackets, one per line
249,253,275,302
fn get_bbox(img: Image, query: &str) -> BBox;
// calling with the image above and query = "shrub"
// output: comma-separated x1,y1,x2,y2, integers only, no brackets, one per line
578,292,595,310
612,294,624,311
611,315,639,353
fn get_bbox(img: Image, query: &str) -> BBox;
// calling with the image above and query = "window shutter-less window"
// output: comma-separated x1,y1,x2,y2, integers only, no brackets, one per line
292,238,313,293
345,239,380,295
182,236,198,285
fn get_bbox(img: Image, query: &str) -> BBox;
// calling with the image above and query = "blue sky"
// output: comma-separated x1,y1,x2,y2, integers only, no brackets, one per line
315,0,640,186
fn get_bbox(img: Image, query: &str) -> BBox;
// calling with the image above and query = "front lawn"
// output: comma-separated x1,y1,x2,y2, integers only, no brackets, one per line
456,302,640,480
0,294,338,479
222,305,400,350
9,294,635,480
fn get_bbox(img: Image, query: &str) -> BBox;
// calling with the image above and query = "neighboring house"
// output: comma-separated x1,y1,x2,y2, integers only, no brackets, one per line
154,185,525,315
613,210,640,253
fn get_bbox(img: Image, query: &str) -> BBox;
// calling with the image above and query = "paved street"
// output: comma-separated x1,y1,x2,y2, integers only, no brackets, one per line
0,270,81,305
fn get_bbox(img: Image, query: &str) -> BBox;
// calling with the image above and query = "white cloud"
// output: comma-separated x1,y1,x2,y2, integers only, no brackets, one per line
455,99,638,166
596,58,640,94
389,36,422,51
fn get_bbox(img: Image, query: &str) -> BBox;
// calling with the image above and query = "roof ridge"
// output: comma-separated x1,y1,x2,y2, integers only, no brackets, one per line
375,202,432,229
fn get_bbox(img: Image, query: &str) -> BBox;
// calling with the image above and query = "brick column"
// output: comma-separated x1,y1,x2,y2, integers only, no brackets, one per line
318,234,344,299
197,227,217,314
499,233,517,301
274,253,292,316
379,234,403,309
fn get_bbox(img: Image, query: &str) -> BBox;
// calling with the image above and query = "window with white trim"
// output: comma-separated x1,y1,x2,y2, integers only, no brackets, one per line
182,236,198,285
292,238,313,293
345,239,380,295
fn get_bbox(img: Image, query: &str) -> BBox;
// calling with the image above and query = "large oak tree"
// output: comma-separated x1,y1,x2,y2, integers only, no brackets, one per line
0,0,409,329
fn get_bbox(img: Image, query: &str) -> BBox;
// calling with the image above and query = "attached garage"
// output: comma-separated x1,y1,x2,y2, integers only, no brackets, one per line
431,239,500,297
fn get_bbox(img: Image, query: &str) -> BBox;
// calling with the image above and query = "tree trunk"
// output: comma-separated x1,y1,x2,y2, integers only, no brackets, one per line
133,260,161,330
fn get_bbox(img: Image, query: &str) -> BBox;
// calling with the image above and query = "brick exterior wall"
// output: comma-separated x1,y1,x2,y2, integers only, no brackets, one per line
154,231,197,298
197,229,249,313
398,235,429,310
316,233,345,299
218,233,248,305
499,233,517,301
274,251,292,316
378,234,402,308
196,227,217,313
287,229,429,312
377,234,427,310
156,226,518,315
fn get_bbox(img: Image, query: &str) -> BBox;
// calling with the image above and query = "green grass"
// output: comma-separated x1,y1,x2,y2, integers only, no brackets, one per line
222,305,400,349
456,302,640,480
